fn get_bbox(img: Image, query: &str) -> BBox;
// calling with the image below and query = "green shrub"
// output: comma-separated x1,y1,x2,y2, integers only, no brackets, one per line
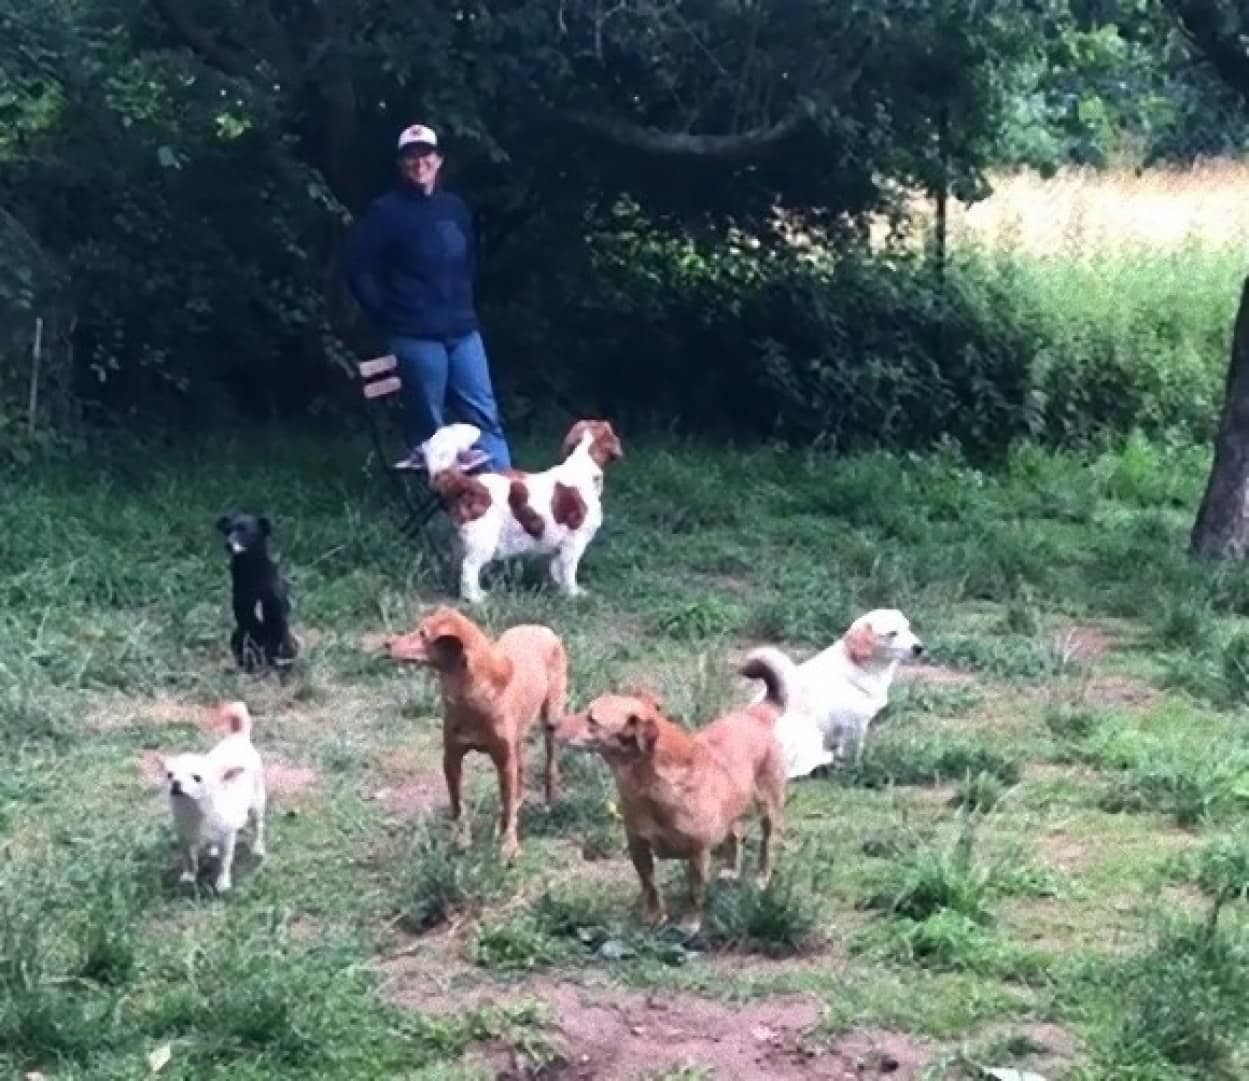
848,735,1021,790
505,207,1235,452
1091,919,1249,1075
397,820,516,932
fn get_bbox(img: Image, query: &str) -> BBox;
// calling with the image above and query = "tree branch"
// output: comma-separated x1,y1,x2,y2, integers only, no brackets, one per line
1166,0,1249,105
147,0,251,78
308,1,361,208
561,99,811,161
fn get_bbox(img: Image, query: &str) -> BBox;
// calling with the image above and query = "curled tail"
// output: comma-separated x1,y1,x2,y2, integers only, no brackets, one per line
219,701,253,738
422,423,482,477
739,647,798,711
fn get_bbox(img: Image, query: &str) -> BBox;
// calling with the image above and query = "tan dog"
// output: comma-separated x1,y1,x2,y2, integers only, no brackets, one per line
554,648,793,932
388,607,567,860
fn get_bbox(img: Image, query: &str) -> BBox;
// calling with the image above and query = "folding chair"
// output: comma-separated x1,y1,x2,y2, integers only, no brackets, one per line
355,353,445,538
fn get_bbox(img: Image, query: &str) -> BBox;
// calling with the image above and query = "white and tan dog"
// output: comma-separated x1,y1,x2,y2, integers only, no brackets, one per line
755,609,924,778
422,420,624,604
161,701,267,892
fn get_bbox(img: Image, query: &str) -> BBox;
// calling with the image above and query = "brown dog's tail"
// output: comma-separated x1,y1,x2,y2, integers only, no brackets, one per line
739,647,797,711
219,701,253,738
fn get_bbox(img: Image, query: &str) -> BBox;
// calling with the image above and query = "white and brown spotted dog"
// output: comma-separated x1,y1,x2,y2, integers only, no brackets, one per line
423,420,624,603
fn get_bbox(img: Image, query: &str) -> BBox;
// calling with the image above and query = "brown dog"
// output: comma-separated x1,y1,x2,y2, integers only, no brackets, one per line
554,647,793,932
388,607,568,860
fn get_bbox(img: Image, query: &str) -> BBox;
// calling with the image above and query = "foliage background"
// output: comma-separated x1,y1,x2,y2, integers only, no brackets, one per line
2,0,1248,450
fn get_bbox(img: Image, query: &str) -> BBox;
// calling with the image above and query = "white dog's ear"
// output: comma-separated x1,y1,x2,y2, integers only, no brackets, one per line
139,751,169,787
844,620,877,665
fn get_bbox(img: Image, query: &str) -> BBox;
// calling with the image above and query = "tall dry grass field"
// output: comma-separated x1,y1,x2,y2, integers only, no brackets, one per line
949,160,1249,256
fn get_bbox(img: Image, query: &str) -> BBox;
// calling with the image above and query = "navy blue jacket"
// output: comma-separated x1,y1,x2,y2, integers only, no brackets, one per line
344,185,479,340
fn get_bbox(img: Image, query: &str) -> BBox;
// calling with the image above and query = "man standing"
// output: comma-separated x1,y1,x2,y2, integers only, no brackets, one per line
345,123,511,471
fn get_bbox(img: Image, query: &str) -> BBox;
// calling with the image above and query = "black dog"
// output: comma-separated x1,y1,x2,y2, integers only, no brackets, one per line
216,512,298,672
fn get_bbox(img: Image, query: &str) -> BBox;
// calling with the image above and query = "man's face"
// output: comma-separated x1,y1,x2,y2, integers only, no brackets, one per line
399,147,443,192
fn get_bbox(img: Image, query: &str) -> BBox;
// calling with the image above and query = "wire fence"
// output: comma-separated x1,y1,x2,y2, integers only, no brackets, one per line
0,206,74,435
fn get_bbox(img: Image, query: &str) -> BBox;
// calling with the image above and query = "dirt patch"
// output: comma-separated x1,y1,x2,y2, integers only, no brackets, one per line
399,977,933,1079
696,572,755,597
976,1021,1080,1079
897,662,976,687
288,916,325,942
266,759,319,797
827,1030,934,1080
370,745,445,817
374,934,483,1011
91,695,218,733
1084,674,1159,709
359,630,397,656
373,778,445,817
1035,831,1095,872
1057,623,1120,664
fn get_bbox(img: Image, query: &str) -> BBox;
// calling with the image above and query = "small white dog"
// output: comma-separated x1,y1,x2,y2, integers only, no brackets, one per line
756,609,924,778
421,419,623,604
162,701,267,892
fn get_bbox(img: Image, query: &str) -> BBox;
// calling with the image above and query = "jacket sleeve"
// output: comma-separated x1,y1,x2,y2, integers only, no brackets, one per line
344,202,388,323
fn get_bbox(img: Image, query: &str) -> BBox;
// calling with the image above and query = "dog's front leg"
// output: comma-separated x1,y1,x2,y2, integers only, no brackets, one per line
459,554,487,605
757,785,783,889
718,824,744,882
261,594,297,668
489,745,522,861
838,720,868,767
627,833,664,926
681,849,712,935
542,726,560,807
444,746,470,849
251,789,267,860
552,539,589,598
232,597,264,671
214,832,237,893
179,845,200,886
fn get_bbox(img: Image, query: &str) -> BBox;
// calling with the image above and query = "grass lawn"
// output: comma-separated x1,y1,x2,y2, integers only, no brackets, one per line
6,427,1249,1080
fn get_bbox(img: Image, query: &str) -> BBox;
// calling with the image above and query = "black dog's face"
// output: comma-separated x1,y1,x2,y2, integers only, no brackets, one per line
216,513,271,557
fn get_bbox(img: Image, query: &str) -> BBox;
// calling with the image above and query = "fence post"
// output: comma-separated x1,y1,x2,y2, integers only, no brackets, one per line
934,103,949,287
28,315,43,435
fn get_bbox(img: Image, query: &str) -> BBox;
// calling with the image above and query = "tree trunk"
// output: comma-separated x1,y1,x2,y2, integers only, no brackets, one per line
1191,273,1249,558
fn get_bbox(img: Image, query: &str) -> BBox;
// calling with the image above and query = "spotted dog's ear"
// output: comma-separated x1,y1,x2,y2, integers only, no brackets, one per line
562,420,623,467
844,619,877,665
561,421,592,460
593,421,623,463
432,472,492,525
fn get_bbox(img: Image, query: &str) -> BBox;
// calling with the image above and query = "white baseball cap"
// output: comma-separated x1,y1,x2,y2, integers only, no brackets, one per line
397,123,438,153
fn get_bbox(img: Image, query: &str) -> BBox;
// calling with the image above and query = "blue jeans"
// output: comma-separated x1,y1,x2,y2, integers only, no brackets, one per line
388,331,512,470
